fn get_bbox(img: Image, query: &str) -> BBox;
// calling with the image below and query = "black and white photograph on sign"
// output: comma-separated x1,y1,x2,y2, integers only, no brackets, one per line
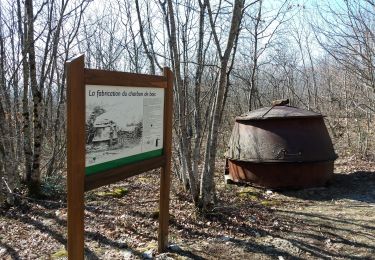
85,85,164,172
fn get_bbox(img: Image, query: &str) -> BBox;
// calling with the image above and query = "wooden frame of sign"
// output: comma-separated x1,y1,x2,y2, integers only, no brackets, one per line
66,54,173,259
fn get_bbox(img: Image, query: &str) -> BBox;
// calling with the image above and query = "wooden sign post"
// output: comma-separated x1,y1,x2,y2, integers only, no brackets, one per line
66,54,173,259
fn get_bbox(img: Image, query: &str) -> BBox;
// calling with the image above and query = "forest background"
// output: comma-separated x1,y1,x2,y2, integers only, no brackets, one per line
0,0,374,211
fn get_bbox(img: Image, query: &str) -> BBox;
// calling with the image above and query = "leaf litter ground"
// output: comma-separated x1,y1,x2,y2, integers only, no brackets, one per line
0,157,374,259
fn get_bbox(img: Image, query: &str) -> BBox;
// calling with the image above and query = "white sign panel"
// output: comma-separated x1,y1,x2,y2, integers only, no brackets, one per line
85,85,164,175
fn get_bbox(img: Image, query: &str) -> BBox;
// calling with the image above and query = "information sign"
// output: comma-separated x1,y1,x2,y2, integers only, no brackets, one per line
85,85,164,175
66,54,173,259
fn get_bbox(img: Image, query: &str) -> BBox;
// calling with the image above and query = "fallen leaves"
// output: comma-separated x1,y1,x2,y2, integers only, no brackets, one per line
96,187,129,198
0,160,374,259
50,248,68,259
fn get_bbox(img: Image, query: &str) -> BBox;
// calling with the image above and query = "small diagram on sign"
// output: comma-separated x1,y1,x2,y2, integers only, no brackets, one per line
86,103,143,167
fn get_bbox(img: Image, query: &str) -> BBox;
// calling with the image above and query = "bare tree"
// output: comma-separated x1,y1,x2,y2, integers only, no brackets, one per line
312,0,374,156
313,0,375,92
1,0,374,207
200,0,245,209
241,0,292,110
0,0,91,197
135,0,156,74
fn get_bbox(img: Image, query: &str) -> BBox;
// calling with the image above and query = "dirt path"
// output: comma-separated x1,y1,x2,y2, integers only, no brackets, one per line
0,159,374,259
267,161,375,259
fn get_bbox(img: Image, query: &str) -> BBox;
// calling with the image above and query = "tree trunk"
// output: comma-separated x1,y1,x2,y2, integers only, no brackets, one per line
200,0,244,210
25,0,43,196
166,0,199,204
192,0,207,203
16,0,33,182
135,0,155,74
0,23,15,204
248,0,262,111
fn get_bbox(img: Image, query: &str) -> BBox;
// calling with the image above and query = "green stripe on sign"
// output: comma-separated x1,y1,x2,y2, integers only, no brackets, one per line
85,149,163,176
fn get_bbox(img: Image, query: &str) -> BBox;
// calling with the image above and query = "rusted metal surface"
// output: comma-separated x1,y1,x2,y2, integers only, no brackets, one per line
227,116,337,163
226,159,334,189
235,105,322,121
225,105,337,188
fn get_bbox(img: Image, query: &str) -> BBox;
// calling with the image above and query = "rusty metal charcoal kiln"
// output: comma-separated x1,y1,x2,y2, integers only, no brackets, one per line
224,100,337,189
